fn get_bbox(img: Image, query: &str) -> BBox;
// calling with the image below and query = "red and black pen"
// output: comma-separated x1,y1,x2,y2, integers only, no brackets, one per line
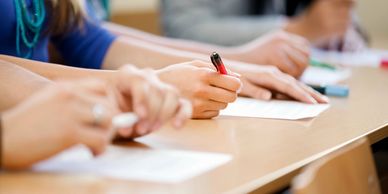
210,52,228,75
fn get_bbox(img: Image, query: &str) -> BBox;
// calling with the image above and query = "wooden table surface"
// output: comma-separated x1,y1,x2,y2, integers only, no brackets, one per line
1,67,388,194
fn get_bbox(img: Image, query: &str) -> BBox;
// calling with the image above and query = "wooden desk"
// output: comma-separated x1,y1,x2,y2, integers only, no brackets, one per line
1,67,388,194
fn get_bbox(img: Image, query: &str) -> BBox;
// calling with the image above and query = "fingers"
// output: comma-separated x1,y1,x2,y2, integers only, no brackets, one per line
275,75,319,104
145,86,165,131
247,70,320,104
197,110,220,119
283,44,309,77
71,92,117,129
205,71,242,92
127,75,149,120
195,70,241,103
240,79,272,100
172,99,192,128
117,125,135,138
297,83,330,103
116,65,193,136
157,89,180,125
199,85,238,103
286,32,311,55
273,33,310,77
275,50,298,77
76,125,110,156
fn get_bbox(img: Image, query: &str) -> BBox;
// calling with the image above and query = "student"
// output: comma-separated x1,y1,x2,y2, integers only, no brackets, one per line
0,0,327,120
0,60,192,169
161,0,367,51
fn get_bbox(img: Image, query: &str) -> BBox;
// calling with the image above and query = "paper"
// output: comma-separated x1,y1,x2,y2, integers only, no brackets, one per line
301,48,388,85
33,145,232,183
311,48,388,67
220,97,330,120
301,66,351,85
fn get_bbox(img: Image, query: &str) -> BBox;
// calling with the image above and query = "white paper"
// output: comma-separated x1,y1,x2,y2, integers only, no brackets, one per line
311,48,388,67
301,66,351,85
301,48,388,85
33,145,232,183
220,97,330,120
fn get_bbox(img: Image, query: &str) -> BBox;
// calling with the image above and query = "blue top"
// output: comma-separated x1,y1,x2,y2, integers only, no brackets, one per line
0,0,116,69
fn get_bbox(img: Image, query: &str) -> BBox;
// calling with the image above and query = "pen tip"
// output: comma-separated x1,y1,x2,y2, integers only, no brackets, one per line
211,52,220,59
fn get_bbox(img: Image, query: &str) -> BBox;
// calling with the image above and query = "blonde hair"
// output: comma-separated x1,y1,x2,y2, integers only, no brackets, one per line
46,0,85,35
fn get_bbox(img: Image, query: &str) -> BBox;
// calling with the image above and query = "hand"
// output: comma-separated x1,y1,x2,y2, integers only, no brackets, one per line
235,31,310,78
3,80,120,169
285,0,355,45
156,60,242,119
340,26,368,52
228,63,329,104
112,65,192,138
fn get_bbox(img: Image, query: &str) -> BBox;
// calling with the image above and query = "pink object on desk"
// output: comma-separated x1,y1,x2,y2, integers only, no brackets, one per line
380,59,388,68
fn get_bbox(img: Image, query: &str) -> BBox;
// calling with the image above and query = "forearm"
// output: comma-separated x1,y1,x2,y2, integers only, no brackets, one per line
103,22,232,57
0,55,116,82
166,16,286,47
101,36,264,72
0,60,50,111
0,114,2,170
102,37,207,69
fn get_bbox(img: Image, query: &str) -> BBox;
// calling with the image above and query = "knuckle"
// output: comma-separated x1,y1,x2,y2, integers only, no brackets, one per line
56,86,75,101
198,70,212,82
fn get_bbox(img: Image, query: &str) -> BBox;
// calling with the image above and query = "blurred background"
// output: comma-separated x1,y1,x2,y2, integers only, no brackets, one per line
109,0,388,49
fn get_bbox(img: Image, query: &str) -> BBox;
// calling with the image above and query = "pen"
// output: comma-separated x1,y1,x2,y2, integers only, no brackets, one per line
310,59,336,71
309,84,349,97
210,52,228,74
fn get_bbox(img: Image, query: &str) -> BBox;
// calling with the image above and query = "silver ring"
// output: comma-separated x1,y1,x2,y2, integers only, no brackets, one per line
92,104,105,126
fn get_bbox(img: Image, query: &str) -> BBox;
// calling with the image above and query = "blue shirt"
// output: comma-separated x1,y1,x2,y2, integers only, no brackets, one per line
0,0,116,69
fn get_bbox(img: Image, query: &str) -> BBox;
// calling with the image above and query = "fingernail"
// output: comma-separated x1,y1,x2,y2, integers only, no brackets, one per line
322,96,330,103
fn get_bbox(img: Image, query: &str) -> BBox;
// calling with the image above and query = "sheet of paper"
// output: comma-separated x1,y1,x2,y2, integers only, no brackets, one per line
301,66,351,85
33,145,232,183
220,97,330,120
311,48,388,67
